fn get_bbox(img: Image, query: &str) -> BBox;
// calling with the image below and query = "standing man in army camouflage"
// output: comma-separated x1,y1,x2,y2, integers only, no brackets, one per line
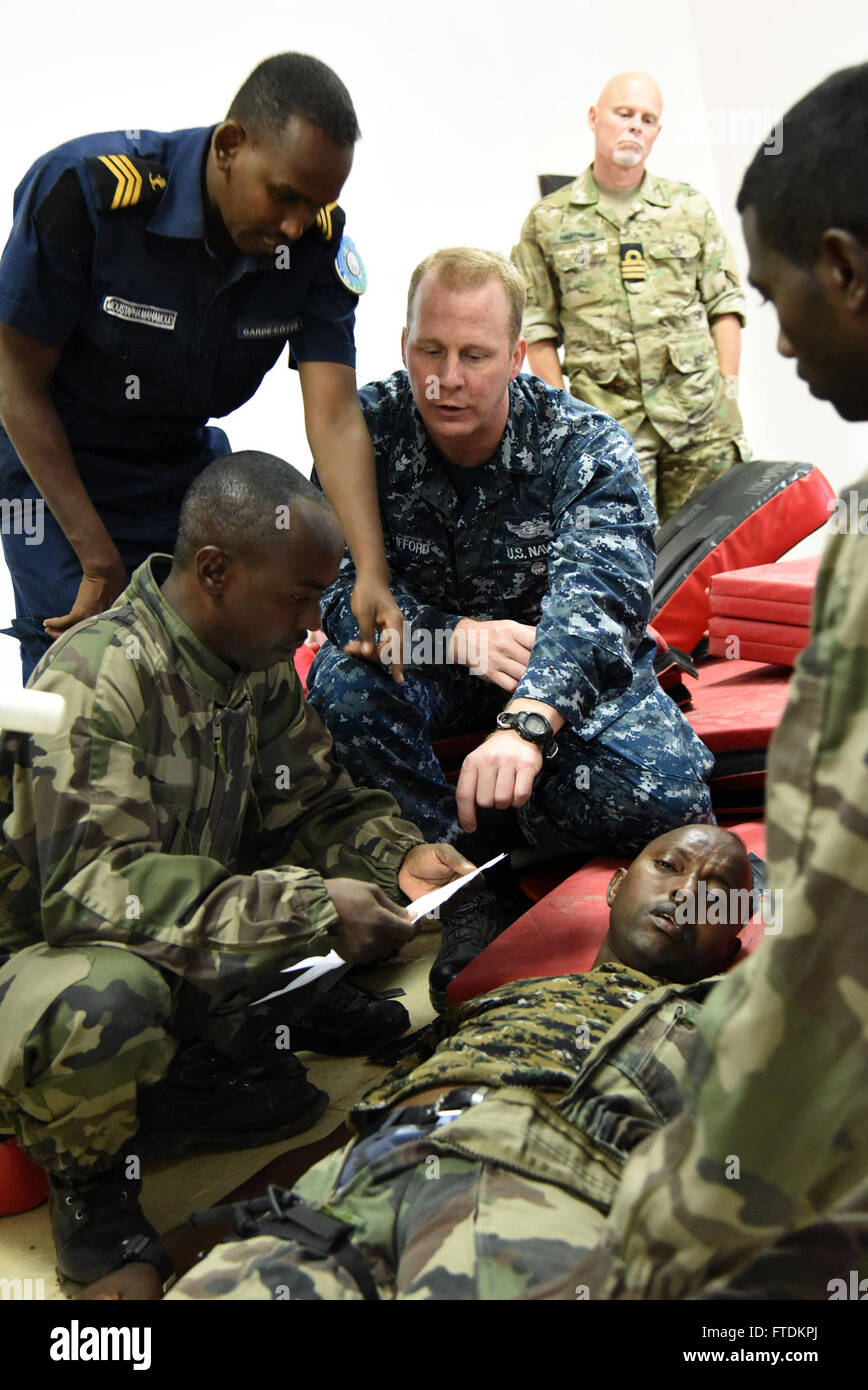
512,72,750,522
0,452,471,1294
567,62,868,1301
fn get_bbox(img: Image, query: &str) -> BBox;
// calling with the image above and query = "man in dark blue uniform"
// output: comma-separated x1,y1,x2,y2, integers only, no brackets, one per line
0,52,402,680
307,248,715,1006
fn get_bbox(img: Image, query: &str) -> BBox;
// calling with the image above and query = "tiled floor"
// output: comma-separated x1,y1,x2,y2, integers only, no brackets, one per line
0,926,442,1300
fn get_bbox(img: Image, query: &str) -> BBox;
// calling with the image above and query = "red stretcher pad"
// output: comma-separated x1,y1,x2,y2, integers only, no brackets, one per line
708,555,821,605
709,550,817,600
683,657,792,752
707,615,810,667
709,593,812,626
708,615,810,648
708,637,803,667
652,470,832,652
706,558,820,667
449,821,768,1004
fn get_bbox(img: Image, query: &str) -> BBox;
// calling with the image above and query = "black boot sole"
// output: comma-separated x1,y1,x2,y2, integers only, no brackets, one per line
136,1086,329,1159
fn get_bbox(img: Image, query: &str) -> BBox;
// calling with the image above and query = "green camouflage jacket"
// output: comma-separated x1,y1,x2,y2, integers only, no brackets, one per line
576,476,868,1298
300,971,723,1216
0,556,422,993
512,166,747,449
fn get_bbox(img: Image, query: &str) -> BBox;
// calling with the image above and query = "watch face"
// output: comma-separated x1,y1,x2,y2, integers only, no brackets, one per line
521,713,549,738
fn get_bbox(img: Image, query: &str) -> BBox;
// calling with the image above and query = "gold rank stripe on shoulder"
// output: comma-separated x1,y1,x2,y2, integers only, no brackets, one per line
97,154,144,210
316,201,338,242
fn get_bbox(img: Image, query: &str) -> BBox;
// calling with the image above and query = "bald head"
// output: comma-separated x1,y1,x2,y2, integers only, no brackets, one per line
597,71,662,114
589,72,663,187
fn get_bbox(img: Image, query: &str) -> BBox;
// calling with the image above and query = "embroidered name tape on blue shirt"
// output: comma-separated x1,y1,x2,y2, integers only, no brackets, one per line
236,318,303,339
102,295,177,329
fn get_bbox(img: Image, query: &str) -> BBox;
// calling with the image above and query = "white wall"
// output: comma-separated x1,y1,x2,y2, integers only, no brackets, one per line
1,0,867,685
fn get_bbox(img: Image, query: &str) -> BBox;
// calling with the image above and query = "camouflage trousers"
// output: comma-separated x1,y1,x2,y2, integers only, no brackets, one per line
632,419,747,524
169,1089,608,1300
308,653,714,857
0,941,340,1174
172,1122,868,1301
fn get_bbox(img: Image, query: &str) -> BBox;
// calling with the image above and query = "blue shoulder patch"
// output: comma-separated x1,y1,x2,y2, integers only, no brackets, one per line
334,234,367,295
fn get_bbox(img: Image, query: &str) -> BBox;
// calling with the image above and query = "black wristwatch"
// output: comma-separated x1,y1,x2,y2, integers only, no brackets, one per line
495,709,558,759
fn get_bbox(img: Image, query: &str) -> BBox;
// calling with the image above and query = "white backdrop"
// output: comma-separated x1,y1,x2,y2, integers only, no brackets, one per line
1,0,867,685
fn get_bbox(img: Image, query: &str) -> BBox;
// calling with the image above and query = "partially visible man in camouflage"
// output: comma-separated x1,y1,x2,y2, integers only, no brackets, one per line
0,450,472,1293
307,248,715,1008
565,62,868,1301
512,72,750,521
166,824,752,1300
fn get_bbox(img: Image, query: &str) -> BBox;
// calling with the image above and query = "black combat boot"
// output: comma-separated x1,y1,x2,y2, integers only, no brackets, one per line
428,889,514,1012
49,1159,173,1295
136,1040,328,1158
289,978,410,1056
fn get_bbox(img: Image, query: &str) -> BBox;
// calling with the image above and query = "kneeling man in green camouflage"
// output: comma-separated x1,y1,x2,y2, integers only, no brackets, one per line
166,822,753,1301
0,451,472,1293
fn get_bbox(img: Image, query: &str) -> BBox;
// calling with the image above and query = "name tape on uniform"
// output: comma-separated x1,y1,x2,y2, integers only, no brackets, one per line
236,318,303,340
101,295,177,330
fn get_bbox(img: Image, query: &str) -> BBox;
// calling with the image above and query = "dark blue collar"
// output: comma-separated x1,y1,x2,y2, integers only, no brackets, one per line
145,126,214,240
145,125,266,272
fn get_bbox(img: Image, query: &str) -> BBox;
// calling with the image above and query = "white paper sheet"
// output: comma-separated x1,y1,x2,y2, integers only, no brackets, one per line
251,853,507,1005
405,853,506,922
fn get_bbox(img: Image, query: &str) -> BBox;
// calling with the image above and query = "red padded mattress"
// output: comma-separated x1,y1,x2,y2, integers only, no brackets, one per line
708,555,821,605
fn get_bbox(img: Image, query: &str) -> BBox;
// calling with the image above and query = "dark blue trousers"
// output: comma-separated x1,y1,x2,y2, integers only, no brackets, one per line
0,424,230,682
308,644,715,858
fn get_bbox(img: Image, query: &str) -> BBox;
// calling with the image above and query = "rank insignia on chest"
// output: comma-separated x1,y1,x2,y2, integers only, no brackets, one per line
620,242,646,283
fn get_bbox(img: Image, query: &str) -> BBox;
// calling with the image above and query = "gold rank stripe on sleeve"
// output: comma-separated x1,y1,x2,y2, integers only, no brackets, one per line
97,153,144,210
316,201,337,242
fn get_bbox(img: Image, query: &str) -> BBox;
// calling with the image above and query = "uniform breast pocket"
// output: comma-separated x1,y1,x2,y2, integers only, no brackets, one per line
88,296,183,373
148,775,197,856
552,239,609,308
491,538,550,605
391,534,448,597
647,233,702,309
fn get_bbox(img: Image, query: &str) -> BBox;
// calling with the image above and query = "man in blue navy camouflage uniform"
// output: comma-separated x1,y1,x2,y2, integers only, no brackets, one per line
0,52,402,682
307,248,714,1006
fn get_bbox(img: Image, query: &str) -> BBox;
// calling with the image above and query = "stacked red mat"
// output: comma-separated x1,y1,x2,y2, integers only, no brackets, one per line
707,556,820,667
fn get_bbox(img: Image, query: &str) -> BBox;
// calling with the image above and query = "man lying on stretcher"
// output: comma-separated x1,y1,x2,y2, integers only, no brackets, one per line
95,822,753,1300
